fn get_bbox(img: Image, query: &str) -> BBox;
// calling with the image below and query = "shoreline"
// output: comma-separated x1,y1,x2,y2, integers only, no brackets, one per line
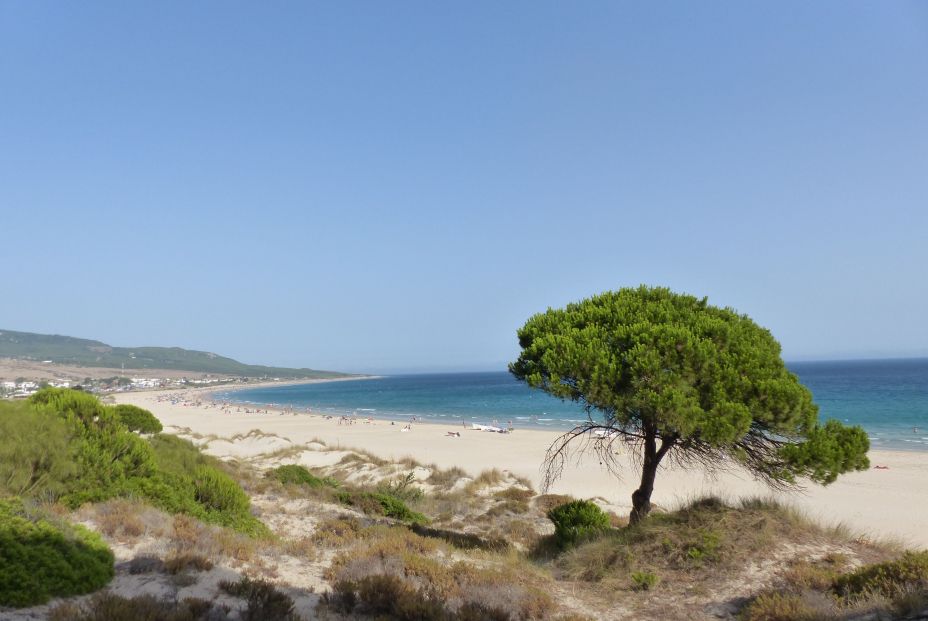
116,387,928,548
209,378,928,454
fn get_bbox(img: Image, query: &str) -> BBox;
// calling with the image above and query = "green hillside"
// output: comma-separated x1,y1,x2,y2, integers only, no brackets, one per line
0,329,351,378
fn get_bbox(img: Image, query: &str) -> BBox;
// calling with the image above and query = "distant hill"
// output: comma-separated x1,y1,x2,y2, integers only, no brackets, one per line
0,329,351,378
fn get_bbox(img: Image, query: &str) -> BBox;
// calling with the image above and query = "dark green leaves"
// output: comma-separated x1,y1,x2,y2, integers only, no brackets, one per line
511,286,870,488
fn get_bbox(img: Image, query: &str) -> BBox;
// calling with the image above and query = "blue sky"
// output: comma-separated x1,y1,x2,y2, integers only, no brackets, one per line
1,2,926,373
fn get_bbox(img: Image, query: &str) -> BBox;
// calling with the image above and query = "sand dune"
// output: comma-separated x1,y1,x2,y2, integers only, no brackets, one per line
116,388,928,548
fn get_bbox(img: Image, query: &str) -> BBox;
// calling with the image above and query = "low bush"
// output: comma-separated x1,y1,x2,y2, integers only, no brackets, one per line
781,554,849,591
219,576,299,621
193,466,250,516
833,550,928,598
312,516,365,548
336,490,428,524
0,499,114,607
329,571,550,621
325,527,555,619
330,574,451,619
555,496,844,591
164,552,214,574
48,591,232,621
547,500,610,548
113,404,163,434
270,464,338,489
28,388,157,507
15,390,268,537
739,591,831,621
146,434,268,536
378,472,423,502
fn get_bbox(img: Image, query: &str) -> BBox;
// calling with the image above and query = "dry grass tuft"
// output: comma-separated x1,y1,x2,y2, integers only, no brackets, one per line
425,464,468,489
312,516,365,548
534,494,575,514
84,498,173,541
169,513,259,563
164,552,215,574
464,468,507,493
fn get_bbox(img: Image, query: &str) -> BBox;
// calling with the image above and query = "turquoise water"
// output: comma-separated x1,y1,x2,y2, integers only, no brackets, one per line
216,358,928,451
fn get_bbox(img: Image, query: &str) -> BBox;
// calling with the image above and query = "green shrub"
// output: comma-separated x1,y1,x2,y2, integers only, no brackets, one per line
271,464,338,488
112,404,163,434
833,550,928,598
0,499,114,607
0,400,75,498
374,492,427,523
29,388,157,507
20,390,266,537
547,500,610,548
147,435,267,537
194,466,250,515
335,489,427,524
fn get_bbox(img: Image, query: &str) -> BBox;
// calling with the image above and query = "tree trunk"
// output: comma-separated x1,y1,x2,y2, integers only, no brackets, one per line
629,432,673,525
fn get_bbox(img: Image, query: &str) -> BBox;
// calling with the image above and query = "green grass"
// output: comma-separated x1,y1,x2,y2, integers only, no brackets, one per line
0,499,114,607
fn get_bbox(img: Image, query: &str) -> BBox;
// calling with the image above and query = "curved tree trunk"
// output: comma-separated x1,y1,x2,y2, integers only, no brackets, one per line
629,431,674,525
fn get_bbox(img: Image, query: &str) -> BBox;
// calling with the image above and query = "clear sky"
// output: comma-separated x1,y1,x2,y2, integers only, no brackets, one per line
1,2,926,374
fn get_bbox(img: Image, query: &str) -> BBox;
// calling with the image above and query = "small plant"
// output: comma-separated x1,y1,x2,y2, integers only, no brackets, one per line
630,570,658,591
378,472,423,501
547,499,610,548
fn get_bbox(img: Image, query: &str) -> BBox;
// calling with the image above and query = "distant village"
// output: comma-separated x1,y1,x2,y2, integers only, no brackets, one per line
0,375,250,399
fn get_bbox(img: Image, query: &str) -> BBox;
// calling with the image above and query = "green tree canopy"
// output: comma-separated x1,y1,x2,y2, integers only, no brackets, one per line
113,403,163,434
510,286,869,523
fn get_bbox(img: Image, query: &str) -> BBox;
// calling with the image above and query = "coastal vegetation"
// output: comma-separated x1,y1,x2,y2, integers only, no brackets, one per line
0,499,114,607
511,285,871,523
113,403,163,433
2,409,926,618
1,389,266,536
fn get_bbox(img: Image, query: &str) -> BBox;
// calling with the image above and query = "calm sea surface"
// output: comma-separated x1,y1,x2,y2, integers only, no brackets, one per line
216,359,928,451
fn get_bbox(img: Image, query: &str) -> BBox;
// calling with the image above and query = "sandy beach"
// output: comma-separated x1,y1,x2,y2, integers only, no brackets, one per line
115,387,928,549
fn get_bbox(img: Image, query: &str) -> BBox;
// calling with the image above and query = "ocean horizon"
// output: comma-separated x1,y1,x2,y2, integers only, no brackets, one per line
216,357,928,452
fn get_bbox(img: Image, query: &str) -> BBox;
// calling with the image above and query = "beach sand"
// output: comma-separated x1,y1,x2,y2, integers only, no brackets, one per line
115,388,928,549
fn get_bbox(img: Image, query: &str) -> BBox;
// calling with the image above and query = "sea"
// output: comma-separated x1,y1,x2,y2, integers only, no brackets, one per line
215,358,928,451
